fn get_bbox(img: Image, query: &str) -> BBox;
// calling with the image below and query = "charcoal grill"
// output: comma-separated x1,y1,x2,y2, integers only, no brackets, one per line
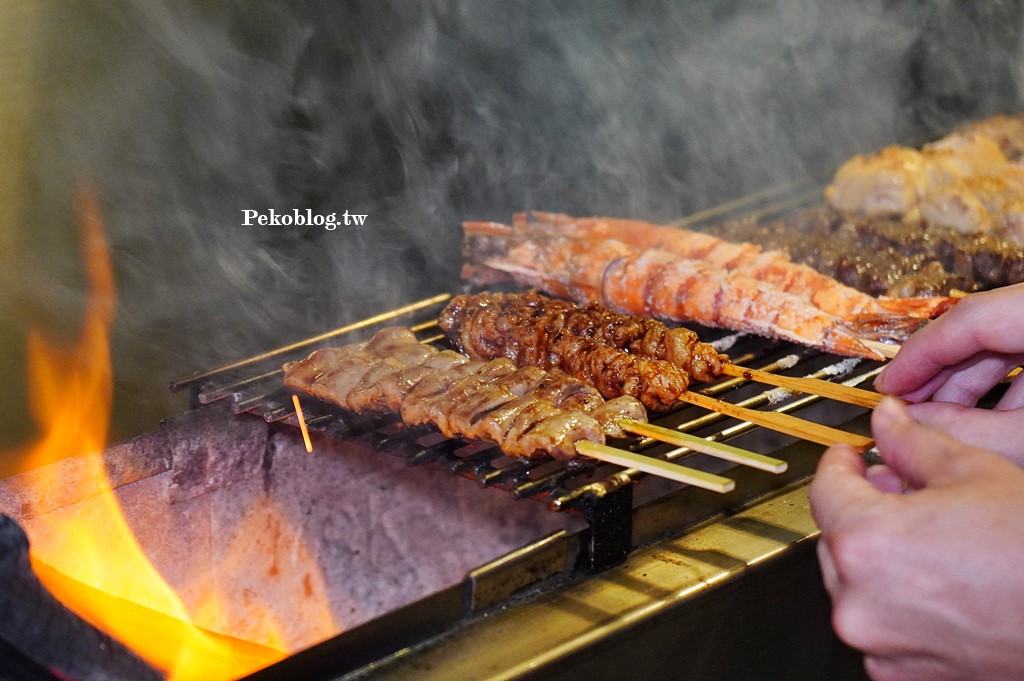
161,304,879,678
2,184,878,681
171,299,879,566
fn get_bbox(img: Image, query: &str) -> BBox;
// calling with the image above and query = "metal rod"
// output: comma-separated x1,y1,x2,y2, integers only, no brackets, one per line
169,293,452,391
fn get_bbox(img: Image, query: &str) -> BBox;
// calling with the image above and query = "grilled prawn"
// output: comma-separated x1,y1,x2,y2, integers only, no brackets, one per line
463,222,886,359
512,211,953,319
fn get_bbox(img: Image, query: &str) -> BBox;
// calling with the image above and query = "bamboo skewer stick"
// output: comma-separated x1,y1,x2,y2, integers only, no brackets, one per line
720,364,883,409
574,441,735,493
677,391,875,450
618,419,787,473
862,340,899,359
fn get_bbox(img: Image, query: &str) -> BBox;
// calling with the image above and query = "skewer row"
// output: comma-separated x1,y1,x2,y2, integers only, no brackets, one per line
289,356,882,495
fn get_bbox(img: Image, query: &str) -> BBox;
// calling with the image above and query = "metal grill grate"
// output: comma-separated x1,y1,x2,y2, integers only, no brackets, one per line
170,289,882,570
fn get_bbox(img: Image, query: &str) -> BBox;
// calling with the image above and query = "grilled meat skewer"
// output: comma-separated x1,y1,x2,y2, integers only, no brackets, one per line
283,327,646,460
440,290,726,383
439,291,729,411
440,292,689,411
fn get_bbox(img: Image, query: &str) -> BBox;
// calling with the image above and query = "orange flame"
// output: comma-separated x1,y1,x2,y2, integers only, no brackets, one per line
9,190,309,680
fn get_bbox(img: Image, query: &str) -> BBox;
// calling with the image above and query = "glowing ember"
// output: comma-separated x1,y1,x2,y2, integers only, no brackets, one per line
8,189,317,680
292,395,314,453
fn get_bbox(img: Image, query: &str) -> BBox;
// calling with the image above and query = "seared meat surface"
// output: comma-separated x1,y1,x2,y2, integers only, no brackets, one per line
715,204,1024,296
283,326,647,460
439,291,726,411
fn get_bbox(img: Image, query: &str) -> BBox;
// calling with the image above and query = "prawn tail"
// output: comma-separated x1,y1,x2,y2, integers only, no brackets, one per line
877,295,958,319
839,313,930,345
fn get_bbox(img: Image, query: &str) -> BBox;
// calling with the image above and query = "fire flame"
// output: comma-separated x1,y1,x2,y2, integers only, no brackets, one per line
9,190,311,679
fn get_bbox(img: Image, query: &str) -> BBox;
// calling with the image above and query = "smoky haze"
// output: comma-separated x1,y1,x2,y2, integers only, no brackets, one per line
2,0,1021,447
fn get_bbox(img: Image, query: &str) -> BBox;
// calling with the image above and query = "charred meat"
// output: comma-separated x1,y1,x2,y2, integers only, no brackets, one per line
440,291,727,405
282,327,647,460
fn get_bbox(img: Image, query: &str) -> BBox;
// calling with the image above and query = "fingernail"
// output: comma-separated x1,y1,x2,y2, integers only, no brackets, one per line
873,364,889,391
875,396,910,426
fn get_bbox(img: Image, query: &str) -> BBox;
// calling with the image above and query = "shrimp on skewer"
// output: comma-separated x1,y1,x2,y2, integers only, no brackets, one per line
511,211,953,319
463,223,885,359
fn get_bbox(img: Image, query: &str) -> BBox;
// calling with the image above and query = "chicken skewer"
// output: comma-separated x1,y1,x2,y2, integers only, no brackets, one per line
283,327,629,460
463,222,885,359
441,291,882,409
440,289,726,383
283,327,782,488
440,292,696,412
438,292,874,450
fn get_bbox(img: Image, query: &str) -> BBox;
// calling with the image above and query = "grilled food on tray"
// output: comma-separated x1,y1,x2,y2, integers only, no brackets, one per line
282,327,647,460
825,113,1024,244
919,168,1024,240
462,221,946,359
439,291,726,411
715,205,1024,297
826,133,1007,218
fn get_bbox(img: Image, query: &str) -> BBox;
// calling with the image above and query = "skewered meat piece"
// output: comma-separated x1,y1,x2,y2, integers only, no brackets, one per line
511,211,949,319
440,290,726,383
445,365,548,437
526,369,605,412
399,359,499,426
825,130,1008,219
506,406,602,460
463,223,889,359
919,166,1024,242
405,359,519,436
376,350,470,412
439,291,692,411
283,326,647,460
825,146,927,218
589,397,648,438
554,334,688,411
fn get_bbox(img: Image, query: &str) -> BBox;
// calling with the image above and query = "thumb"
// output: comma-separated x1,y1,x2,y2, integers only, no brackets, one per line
871,397,961,490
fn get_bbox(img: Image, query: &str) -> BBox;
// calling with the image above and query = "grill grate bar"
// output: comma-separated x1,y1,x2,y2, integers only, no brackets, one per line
169,293,452,393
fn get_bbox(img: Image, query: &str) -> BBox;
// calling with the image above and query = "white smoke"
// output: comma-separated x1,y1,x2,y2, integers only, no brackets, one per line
2,0,1021,442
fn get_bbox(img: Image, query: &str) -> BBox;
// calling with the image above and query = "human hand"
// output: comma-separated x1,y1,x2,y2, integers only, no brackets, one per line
874,283,1024,464
809,397,1024,681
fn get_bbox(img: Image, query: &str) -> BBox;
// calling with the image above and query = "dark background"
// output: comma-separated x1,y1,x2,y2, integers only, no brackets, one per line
1,0,1021,465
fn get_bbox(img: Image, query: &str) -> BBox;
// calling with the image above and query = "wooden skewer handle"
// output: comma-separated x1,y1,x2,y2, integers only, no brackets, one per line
861,340,899,359
720,364,883,409
619,419,787,474
574,441,735,493
678,391,875,451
